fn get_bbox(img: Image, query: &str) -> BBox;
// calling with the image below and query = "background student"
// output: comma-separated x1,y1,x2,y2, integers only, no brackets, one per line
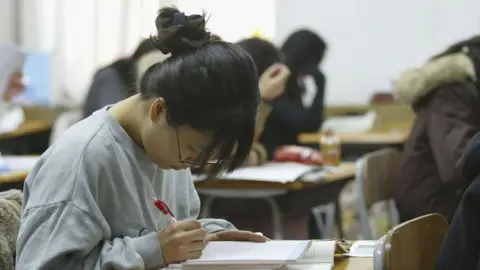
16,7,266,269
0,43,25,103
236,37,290,166
260,29,327,159
83,39,167,118
394,36,480,223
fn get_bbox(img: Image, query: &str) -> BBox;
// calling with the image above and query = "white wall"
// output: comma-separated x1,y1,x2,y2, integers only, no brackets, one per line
0,0,16,43
176,0,276,42
276,0,480,104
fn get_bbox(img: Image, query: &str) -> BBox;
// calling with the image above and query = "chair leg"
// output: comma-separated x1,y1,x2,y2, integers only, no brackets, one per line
334,199,345,239
387,199,399,228
311,205,328,238
265,197,283,240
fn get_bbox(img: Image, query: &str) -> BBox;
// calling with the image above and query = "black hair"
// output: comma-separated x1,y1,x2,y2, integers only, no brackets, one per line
281,29,327,102
140,6,259,175
236,38,283,76
281,29,327,73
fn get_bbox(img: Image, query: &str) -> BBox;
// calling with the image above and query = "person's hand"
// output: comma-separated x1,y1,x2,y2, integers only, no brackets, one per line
206,229,270,242
259,63,291,101
158,220,208,264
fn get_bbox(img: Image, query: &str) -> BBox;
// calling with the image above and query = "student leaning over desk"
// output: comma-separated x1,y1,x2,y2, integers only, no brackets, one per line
236,37,290,166
394,36,480,223
260,29,327,159
16,7,267,270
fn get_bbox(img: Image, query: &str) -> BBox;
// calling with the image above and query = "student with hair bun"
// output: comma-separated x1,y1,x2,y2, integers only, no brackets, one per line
16,7,266,269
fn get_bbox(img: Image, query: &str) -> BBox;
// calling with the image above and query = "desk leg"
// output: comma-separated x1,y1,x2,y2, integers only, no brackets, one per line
335,198,345,239
265,197,283,240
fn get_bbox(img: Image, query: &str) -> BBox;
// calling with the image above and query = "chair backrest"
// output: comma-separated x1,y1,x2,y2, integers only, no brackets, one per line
370,104,414,132
370,92,395,105
358,148,400,210
382,213,449,270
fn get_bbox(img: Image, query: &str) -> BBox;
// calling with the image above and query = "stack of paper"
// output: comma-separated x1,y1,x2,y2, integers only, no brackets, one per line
193,162,319,183
165,240,336,270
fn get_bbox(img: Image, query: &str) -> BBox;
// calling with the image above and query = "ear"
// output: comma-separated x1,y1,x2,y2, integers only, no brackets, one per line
148,98,167,123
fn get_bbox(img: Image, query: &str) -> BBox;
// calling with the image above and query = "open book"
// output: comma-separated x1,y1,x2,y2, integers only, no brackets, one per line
192,162,319,183
165,240,340,270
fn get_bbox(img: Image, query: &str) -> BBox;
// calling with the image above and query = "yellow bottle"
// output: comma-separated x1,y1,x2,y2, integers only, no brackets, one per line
320,129,341,166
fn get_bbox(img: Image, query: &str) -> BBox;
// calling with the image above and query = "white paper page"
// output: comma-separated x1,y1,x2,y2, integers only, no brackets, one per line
220,163,318,183
348,240,377,257
0,155,39,172
284,263,333,270
183,240,311,265
0,105,25,133
321,111,377,133
296,241,336,263
166,264,284,269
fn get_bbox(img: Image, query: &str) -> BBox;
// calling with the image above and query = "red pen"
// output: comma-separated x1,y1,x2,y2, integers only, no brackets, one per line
153,197,177,223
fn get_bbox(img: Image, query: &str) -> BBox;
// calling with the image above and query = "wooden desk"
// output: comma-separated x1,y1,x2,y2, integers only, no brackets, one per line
194,162,356,190
0,171,29,184
298,130,410,146
0,120,52,140
335,257,373,270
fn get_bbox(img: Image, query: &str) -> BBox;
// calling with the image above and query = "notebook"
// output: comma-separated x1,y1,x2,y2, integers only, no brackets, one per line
193,162,319,183
165,240,337,270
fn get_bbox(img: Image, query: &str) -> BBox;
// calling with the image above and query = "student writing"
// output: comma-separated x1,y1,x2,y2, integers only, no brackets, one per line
16,7,267,269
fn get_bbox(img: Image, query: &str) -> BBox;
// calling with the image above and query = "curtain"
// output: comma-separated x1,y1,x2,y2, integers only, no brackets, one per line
18,0,170,106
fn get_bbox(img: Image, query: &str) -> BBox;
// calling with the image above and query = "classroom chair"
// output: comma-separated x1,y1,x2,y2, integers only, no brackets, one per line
373,213,449,270
370,92,395,105
356,148,400,239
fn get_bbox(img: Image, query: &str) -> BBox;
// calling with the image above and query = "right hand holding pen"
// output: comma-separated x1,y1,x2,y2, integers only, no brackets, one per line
158,219,207,264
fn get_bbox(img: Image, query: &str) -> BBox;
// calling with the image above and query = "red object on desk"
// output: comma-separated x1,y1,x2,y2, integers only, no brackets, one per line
274,145,323,166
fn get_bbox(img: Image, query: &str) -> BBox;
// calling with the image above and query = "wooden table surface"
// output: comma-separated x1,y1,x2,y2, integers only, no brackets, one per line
298,129,410,145
0,171,29,184
335,257,373,270
0,120,52,140
194,162,356,190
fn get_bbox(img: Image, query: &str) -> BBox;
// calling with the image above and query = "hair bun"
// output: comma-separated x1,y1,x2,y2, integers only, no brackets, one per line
151,7,212,56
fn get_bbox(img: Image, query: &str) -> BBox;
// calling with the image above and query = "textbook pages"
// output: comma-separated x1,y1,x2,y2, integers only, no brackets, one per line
165,240,336,270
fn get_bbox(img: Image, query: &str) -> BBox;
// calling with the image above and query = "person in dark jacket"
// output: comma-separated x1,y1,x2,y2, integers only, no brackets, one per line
260,29,327,159
394,36,480,223
434,132,480,270
82,39,158,118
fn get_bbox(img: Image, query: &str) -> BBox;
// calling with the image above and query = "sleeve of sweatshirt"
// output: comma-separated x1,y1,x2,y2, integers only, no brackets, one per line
16,202,163,270
16,150,164,269
182,169,237,234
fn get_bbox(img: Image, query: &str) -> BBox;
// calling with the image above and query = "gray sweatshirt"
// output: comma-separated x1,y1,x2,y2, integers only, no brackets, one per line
16,108,235,270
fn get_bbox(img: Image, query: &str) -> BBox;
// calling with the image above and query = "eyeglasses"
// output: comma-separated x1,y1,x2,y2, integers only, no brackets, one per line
175,128,224,167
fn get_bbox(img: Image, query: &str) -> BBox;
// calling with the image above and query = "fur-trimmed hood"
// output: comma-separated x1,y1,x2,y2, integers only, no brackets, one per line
393,52,477,105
